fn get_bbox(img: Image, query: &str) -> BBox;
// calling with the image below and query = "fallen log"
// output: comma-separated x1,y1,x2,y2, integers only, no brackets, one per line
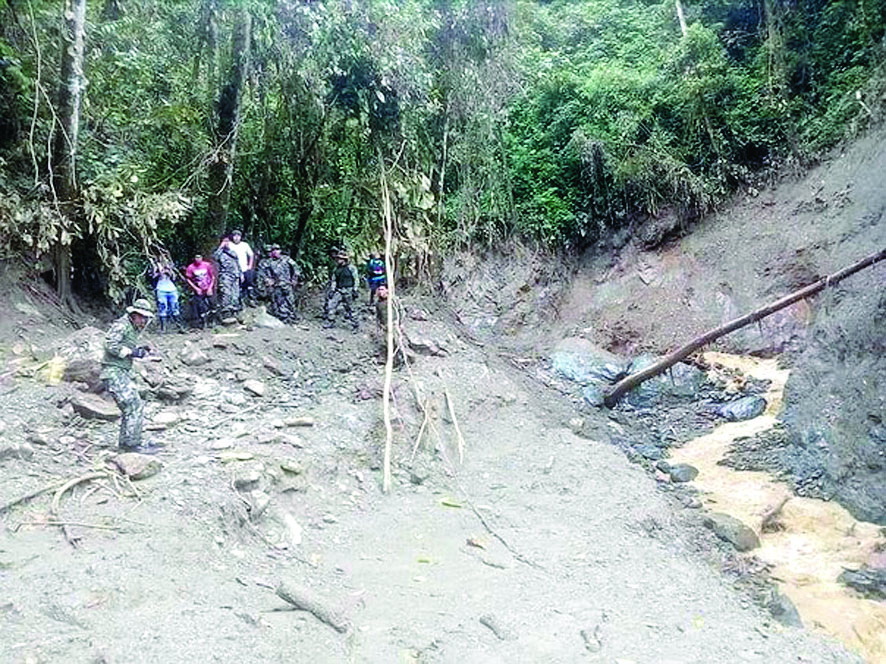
604,247,886,407
275,581,350,633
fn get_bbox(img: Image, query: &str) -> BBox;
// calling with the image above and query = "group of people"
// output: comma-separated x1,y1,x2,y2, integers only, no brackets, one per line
147,230,388,332
103,234,389,453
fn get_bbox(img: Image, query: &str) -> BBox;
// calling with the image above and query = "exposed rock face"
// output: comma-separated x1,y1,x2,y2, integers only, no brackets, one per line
781,273,886,525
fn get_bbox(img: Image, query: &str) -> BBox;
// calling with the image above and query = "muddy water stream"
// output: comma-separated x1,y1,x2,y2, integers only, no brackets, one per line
669,352,886,663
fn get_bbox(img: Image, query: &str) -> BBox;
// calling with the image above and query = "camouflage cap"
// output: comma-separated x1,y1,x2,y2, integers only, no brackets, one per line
126,298,155,318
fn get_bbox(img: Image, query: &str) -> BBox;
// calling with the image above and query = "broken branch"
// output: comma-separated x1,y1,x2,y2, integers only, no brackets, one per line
604,247,886,406
275,581,350,633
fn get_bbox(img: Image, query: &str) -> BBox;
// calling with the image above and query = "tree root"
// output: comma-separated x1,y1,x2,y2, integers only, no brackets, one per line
50,472,109,547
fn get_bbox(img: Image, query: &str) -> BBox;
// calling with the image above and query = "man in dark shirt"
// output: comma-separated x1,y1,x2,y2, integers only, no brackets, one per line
322,251,360,331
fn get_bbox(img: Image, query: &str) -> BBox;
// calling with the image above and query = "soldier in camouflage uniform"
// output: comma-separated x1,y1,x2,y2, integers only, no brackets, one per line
213,236,242,319
323,251,360,331
257,244,300,323
100,298,156,452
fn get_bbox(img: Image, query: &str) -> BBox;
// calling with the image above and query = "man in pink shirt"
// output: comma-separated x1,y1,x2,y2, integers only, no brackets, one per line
185,253,216,328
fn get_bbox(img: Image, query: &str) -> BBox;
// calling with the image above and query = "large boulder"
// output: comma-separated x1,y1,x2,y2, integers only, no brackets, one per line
71,393,120,421
551,338,628,384
703,512,760,552
717,395,767,421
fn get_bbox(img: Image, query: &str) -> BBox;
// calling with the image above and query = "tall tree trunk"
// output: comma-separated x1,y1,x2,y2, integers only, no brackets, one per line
52,0,87,309
207,10,251,239
675,0,688,36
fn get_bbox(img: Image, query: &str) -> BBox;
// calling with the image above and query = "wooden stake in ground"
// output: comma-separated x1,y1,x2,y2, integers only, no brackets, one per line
379,151,396,493
604,247,886,407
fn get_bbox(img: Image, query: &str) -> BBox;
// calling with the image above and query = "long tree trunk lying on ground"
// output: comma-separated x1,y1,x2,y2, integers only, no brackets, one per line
603,247,886,407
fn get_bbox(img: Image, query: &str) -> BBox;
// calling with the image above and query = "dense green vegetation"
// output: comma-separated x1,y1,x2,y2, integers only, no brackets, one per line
0,0,883,300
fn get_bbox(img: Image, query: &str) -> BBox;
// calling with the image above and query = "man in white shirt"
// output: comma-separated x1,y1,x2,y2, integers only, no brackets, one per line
229,229,256,306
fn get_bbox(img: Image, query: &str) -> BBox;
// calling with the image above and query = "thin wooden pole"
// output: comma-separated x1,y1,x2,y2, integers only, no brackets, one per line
604,247,886,407
380,151,396,493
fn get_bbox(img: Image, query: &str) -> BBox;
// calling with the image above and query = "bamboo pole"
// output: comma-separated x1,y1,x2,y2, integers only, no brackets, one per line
380,151,396,493
604,247,886,407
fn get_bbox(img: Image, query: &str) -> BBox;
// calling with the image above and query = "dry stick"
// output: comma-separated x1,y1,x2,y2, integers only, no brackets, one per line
604,247,886,407
409,404,431,463
50,472,108,547
443,387,466,464
380,150,396,493
0,481,61,516
15,520,123,532
761,496,791,532
275,581,350,633
453,477,544,571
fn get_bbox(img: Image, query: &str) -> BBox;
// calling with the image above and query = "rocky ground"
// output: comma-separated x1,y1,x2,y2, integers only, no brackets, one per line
0,281,863,663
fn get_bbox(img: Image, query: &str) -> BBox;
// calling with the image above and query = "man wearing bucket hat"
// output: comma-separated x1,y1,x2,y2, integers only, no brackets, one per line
100,298,158,452
322,250,360,331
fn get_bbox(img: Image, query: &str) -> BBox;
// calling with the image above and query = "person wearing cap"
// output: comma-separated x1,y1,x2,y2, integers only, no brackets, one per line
213,234,242,320
323,251,360,331
257,244,300,323
365,252,386,306
228,229,256,307
100,298,157,452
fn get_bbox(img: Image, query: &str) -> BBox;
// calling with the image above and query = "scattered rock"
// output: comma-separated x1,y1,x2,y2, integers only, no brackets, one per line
180,346,210,367
283,416,314,428
152,410,180,426
552,338,627,384
280,460,304,475
248,490,271,521
210,439,234,450
71,393,120,421
0,443,35,461
838,566,886,599
767,590,803,627
113,453,162,480
703,512,760,552
26,432,50,446
262,356,284,376
254,307,286,329
633,444,665,461
668,463,699,483
62,358,103,392
243,380,266,397
717,396,767,422
226,391,248,406
233,471,262,490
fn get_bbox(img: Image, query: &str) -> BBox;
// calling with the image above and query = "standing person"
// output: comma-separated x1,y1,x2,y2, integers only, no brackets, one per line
100,298,159,452
228,229,256,306
323,251,360,331
257,244,300,323
213,235,242,320
185,253,216,328
365,252,387,305
152,259,183,334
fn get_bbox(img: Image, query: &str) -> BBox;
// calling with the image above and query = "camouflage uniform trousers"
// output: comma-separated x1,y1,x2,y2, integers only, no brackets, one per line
268,285,297,323
102,366,144,449
323,289,358,328
217,270,241,316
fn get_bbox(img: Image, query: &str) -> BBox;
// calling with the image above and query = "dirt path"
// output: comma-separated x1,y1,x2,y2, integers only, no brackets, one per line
0,309,861,663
